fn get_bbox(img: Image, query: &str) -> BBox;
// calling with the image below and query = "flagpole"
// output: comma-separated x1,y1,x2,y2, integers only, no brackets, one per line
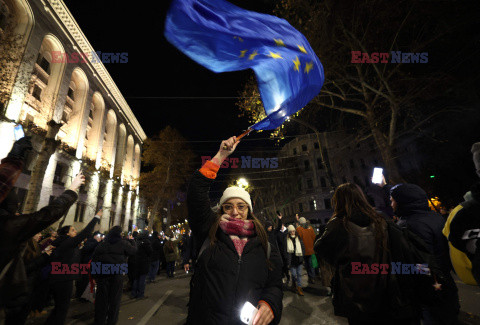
223,128,253,149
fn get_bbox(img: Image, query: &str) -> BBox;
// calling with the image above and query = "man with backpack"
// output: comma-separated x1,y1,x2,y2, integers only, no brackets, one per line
391,183,460,324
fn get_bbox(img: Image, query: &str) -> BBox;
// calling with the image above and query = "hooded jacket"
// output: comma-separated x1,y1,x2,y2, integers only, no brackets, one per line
186,163,283,325
92,230,137,273
391,184,452,274
133,233,153,277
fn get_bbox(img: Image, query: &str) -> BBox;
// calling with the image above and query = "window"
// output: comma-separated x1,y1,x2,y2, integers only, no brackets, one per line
309,200,316,211
293,148,297,155
317,158,324,169
304,160,310,171
53,164,65,186
39,56,50,74
67,87,74,99
297,179,302,191
74,202,86,222
299,203,303,213
349,159,355,169
314,142,319,149
32,85,42,101
302,144,307,151
307,179,313,189
324,198,332,209
320,177,326,188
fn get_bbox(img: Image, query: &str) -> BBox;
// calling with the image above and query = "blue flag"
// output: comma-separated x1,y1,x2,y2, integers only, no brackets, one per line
164,0,324,130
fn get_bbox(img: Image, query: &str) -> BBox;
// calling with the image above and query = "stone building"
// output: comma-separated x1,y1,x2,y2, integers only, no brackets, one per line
0,0,146,231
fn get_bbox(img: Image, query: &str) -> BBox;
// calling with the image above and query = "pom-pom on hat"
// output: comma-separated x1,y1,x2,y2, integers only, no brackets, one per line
219,186,253,212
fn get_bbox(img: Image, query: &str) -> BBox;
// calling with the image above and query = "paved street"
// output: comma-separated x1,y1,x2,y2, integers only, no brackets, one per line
25,270,480,325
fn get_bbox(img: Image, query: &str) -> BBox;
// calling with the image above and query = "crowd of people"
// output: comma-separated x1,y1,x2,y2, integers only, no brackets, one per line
1,135,479,325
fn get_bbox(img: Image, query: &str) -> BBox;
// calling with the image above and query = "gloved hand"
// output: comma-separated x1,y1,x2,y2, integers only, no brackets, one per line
7,136,33,160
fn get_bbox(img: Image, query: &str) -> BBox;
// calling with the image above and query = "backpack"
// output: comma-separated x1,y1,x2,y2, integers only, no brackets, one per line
386,221,445,307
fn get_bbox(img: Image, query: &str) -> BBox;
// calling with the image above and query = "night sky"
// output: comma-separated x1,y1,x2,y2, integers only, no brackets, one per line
64,0,277,157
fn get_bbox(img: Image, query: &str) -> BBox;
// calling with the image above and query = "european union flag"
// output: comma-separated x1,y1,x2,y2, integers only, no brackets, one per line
164,0,324,130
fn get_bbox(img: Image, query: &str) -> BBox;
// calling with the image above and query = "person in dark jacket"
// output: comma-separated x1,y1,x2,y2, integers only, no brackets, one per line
75,231,102,299
4,233,53,324
126,230,138,290
92,225,136,325
163,235,180,278
148,231,162,283
45,210,102,324
0,173,83,313
315,183,421,325
274,215,290,288
391,183,460,325
187,136,283,325
130,230,152,299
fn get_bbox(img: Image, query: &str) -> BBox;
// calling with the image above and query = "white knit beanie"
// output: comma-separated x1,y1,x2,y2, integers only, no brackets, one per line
299,217,307,225
219,186,253,212
287,225,295,233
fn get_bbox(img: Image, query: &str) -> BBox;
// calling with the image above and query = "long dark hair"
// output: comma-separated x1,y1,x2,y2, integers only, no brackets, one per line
332,183,387,249
208,206,270,260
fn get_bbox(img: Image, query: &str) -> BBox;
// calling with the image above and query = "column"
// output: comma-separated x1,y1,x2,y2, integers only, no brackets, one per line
114,185,124,227
101,179,114,231
84,172,100,225
37,152,58,209
64,160,81,225
123,190,133,230
132,194,140,229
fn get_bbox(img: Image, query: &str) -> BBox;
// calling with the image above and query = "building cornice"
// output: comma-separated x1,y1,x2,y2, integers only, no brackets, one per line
44,0,147,143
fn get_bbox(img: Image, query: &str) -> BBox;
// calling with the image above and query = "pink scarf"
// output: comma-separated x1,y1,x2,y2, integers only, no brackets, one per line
219,215,255,256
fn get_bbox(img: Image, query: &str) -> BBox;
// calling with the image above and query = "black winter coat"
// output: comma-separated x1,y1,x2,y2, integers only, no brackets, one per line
315,214,420,321
50,216,100,282
0,190,78,306
149,237,162,262
132,237,152,277
92,233,136,276
187,171,283,325
81,237,99,263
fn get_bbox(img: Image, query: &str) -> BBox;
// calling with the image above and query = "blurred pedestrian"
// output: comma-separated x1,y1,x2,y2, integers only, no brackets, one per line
148,231,162,283
130,230,152,299
92,225,136,325
296,217,317,284
286,225,305,296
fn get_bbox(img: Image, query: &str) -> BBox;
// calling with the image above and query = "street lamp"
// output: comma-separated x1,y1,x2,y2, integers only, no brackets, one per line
237,178,249,189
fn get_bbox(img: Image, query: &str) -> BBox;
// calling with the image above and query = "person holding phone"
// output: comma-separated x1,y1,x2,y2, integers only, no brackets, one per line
186,136,283,325
365,169,395,219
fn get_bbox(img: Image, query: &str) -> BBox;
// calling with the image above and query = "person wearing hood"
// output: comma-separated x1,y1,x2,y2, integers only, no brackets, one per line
130,230,152,299
296,217,317,284
46,209,102,324
443,142,480,286
163,232,180,278
391,183,459,324
186,136,283,325
92,225,136,325
286,225,305,296
148,231,162,283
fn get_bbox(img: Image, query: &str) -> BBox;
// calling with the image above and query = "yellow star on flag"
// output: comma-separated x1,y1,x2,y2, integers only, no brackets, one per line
304,61,313,74
274,39,285,47
297,45,307,54
268,52,283,59
239,50,248,58
234,36,244,42
293,56,301,71
248,50,258,60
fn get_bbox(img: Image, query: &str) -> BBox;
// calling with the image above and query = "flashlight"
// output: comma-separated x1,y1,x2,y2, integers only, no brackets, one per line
240,302,258,325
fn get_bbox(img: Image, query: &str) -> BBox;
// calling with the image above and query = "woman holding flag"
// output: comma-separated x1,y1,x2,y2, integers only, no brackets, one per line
187,136,283,325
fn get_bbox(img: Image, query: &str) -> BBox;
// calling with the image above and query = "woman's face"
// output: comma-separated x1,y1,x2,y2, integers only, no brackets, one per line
289,230,296,237
222,198,249,220
67,226,77,237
